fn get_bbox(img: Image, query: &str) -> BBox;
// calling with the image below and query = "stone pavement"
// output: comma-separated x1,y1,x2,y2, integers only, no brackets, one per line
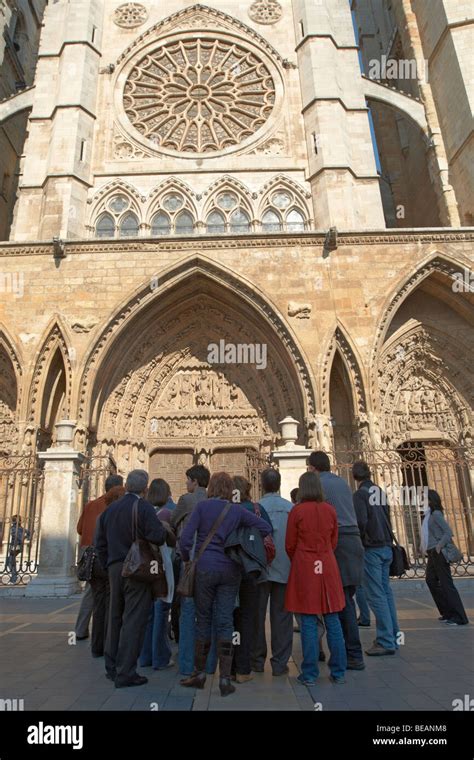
0,584,472,712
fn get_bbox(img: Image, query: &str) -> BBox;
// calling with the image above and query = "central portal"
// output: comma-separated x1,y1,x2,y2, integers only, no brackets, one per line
89,267,311,492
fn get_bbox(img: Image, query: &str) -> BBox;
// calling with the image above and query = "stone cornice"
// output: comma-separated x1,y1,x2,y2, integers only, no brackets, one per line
0,229,473,257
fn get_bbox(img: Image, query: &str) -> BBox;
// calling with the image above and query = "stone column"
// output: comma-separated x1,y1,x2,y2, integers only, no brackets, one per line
271,417,312,500
25,421,85,597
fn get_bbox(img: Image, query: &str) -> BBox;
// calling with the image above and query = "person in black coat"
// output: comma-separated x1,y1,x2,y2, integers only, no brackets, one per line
95,469,168,688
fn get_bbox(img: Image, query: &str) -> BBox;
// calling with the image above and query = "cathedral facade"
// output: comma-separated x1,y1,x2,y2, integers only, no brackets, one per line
0,1,472,589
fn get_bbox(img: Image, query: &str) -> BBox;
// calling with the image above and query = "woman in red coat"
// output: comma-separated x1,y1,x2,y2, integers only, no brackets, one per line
285,471,347,685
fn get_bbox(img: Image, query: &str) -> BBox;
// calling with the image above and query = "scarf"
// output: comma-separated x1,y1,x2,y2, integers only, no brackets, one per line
421,507,430,555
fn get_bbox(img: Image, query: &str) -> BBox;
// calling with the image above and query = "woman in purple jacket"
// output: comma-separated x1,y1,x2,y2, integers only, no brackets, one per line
180,471,271,696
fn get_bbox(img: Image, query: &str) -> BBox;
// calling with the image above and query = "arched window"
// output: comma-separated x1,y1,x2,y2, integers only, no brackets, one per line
175,210,194,235
230,208,251,233
286,208,305,232
151,211,171,236
262,209,281,232
206,210,225,234
96,213,115,238
119,212,139,237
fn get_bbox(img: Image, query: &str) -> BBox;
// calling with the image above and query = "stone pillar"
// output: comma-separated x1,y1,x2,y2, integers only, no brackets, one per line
272,417,312,500
25,421,85,597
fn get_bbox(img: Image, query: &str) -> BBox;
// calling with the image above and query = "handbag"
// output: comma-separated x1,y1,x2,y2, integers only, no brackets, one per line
379,506,410,577
177,502,232,597
441,541,463,564
77,546,96,582
151,550,168,598
122,499,167,586
253,503,276,565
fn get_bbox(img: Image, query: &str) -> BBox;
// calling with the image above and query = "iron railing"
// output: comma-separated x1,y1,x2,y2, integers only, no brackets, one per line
0,454,44,585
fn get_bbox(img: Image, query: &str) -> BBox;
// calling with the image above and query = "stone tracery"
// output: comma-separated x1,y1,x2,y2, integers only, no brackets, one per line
123,37,276,153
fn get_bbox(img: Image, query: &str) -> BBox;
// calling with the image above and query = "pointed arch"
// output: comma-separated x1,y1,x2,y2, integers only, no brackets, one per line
87,179,143,235
257,174,312,226
145,178,198,228
321,324,368,419
76,255,317,436
116,4,289,69
28,319,72,430
375,319,472,447
202,176,254,231
372,252,474,359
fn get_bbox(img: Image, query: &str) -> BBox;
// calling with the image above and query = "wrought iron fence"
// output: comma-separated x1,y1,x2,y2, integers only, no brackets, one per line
0,454,44,586
77,454,117,505
332,443,474,577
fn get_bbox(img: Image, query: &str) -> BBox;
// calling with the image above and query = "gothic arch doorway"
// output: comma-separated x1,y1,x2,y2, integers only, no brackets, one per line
83,262,313,484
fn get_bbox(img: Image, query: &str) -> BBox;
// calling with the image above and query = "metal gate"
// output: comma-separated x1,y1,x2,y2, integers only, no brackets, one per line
333,443,474,577
0,454,44,585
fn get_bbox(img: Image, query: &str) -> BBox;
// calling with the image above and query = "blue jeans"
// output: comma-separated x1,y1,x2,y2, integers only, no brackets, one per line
194,566,241,641
139,599,172,669
300,612,346,682
178,595,218,676
356,585,371,625
364,546,400,650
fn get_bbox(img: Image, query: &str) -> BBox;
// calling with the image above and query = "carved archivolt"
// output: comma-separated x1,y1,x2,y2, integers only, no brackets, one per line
27,322,72,425
78,258,316,436
321,327,368,419
376,323,472,446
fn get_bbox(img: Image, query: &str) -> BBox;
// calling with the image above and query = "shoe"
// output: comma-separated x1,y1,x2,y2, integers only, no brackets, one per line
438,616,448,621
297,674,317,686
156,659,175,670
347,659,365,670
180,640,211,688
272,666,289,677
76,634,89,640
217,640,236,697
330,675,346,684
445,619,468,626
365,644,395,656
236,673,254,684
318,650,326,663
115,675,148,688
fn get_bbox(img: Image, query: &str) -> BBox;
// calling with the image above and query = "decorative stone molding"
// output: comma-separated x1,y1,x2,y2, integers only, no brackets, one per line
70,317,99,334
114,3,148,29
116,4,289,69
287,302,311,319
27,322,72,425
375,324,472,447
251,136,286,155
78,257,316,429
321,327,368,419
1,231,473,257
248,0,282,25
113,133,151,160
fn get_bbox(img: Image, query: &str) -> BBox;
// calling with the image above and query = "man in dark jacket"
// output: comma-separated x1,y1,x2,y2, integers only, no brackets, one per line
308,451,365,670
95,469,167,687
170,465,213,677
352,461,400,655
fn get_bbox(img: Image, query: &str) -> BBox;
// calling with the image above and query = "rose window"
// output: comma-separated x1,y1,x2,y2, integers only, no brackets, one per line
123,38,276,153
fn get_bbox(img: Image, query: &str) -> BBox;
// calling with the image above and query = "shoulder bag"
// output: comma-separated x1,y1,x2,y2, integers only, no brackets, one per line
441,541,463,564
122,499,167,586
177,502,231,597
253,503,276,565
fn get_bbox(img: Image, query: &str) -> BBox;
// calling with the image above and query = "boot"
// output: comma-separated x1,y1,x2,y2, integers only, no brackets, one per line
180,640,211,688
217,640,236,697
